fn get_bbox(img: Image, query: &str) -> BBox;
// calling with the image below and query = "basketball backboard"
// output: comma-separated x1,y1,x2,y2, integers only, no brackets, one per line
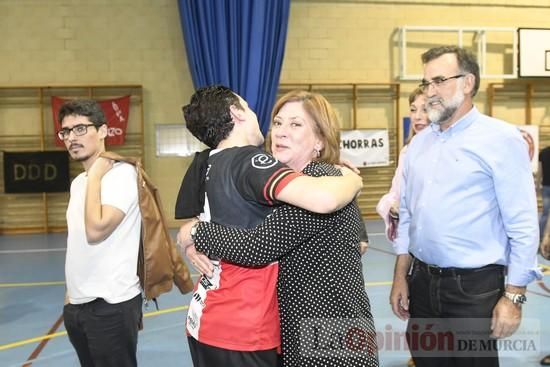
518,28,550,77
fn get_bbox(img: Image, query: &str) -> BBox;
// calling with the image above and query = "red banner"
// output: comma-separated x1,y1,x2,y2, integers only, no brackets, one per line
52,96,130,147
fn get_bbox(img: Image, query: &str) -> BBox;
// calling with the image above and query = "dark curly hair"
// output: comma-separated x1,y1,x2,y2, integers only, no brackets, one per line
58,99,106,125
182,85,243,148
421,46,480,97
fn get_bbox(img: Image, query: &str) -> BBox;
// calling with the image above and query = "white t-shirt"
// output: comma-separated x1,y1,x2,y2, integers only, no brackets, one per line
65,162,142,304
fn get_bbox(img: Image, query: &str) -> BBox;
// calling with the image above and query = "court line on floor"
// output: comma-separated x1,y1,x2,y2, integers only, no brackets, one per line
7,349,75,367
1,252,546,292
1,277,391,289
367,245,397,256
0,274,201,288
0,278,394,352
7,323,189,367
22,315,64,367
0,281,66,288
0,248,66,254
0,232,386,255
0,305,191,351
5,242,543,352
0,243,392,289
5,279,547,352
18,305,192,366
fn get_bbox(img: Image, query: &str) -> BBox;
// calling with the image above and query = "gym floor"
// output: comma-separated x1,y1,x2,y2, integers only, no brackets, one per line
1,220,549,367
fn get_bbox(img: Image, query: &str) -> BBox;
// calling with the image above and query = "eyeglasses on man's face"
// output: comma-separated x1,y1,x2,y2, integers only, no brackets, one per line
57,123,99,140
419,74,465,92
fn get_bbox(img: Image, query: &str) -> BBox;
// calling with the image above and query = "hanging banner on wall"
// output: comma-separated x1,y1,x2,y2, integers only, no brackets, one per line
3,151,69,193
340,129,390,168
51,96,130,147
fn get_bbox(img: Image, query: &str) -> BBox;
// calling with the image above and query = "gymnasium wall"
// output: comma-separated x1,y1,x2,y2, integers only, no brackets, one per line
1,0,549,228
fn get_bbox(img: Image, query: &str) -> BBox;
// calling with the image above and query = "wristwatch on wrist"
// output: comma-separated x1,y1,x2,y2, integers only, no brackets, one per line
503,291,527,305
190,221,200,241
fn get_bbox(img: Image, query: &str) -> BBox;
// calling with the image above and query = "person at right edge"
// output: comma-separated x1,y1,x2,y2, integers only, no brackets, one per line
539,156,550,365
538,145,550,238
390,45,541,367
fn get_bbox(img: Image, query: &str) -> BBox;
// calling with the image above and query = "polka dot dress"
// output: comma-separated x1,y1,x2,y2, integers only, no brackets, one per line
195,162,379,367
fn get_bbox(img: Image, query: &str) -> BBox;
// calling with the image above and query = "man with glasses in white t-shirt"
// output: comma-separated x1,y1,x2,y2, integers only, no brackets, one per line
59,99,142,367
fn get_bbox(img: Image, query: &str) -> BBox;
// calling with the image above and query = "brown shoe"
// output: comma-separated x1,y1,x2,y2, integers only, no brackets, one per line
541,355,550,366
407,357,415,367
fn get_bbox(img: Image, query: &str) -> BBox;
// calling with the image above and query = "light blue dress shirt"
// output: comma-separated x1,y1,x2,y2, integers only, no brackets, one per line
394,106,541,286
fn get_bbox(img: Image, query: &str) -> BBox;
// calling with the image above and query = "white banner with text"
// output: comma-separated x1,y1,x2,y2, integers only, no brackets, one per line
340,129,390,168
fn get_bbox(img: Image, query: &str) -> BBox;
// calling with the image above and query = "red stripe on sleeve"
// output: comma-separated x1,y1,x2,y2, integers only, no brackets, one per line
263,169,303,205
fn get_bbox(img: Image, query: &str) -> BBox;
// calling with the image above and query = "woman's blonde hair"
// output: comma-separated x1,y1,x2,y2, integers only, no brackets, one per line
408,87,425,106
406,87,426,144
267,90,341,165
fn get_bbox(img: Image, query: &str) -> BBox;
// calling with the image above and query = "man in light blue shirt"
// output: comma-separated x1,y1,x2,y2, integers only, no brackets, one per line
390,46,540,367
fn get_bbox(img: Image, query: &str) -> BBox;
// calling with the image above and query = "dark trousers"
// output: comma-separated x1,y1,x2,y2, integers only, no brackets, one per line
188,336,280,367
63,294,142,367
407,258,504,367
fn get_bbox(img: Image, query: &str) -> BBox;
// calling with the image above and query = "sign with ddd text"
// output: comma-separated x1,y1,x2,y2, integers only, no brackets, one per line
3,151,70,193
340,129,389,168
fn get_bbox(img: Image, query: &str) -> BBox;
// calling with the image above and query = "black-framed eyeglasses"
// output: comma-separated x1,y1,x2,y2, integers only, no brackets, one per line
57,123,100,140
418,74,465,92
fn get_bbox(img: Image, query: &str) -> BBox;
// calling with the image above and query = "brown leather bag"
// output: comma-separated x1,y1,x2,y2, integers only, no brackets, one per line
100,152,194,300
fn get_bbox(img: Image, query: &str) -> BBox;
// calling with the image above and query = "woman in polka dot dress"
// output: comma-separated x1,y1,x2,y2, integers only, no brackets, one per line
182,91,379,367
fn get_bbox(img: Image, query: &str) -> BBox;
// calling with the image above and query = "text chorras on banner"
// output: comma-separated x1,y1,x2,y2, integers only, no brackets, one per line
51,96,130,147
340,129,390,168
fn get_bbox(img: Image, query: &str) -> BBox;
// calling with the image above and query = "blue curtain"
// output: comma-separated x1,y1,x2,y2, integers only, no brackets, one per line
178,0,290,135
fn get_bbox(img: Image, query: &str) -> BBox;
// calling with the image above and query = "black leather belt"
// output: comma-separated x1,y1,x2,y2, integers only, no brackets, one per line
413,256,504,277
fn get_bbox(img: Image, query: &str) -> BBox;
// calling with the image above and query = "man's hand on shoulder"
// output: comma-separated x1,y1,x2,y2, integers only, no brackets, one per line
336,159,360,174
88,157,114,180
339,166,363,198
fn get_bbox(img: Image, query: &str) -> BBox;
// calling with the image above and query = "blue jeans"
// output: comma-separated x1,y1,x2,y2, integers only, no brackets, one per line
63,294,142,367
540,186,550,237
